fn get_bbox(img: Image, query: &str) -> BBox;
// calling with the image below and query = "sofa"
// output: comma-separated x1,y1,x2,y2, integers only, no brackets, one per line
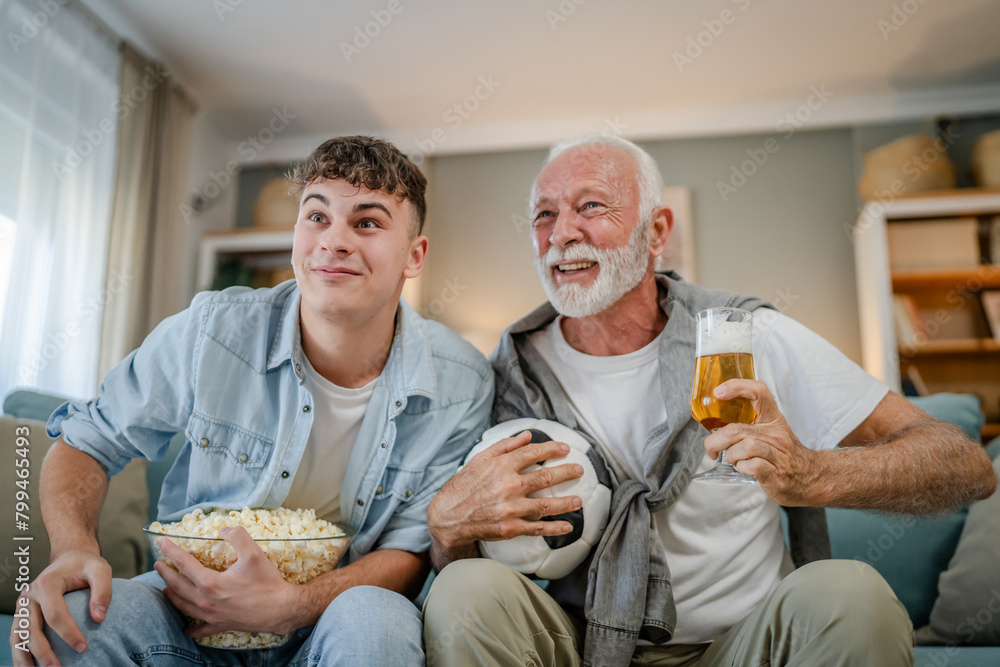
2,389,998,666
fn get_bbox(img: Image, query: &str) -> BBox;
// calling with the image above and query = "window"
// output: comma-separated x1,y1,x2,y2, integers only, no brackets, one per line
0,0,121,400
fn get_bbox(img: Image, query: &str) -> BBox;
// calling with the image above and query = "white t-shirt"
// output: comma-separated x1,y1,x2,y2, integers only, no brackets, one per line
527,309,889,644
282,355,376,525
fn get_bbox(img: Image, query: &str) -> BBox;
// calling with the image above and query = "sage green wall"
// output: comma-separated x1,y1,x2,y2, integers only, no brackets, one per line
422,128,863,362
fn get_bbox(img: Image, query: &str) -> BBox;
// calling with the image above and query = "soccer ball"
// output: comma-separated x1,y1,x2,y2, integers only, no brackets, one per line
463,418,613,580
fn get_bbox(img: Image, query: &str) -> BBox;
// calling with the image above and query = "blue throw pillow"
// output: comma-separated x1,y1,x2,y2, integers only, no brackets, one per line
828,507,967,628
827,394,984,627
985,436,1000,461
908,393,984,440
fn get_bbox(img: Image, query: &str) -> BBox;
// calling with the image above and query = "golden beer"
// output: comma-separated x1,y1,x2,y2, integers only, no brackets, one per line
690,352,756,431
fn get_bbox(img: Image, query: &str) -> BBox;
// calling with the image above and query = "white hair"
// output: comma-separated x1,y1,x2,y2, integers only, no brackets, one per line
530,134,664,227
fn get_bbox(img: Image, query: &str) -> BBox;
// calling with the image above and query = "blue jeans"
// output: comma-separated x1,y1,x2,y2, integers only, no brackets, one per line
45,572,424,666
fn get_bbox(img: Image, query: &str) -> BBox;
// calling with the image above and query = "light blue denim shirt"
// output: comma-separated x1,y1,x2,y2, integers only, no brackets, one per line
47,280,493,564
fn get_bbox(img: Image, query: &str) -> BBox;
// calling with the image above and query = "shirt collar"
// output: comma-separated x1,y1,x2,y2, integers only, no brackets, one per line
266,282,303,372
266,283,436,403
383,299,437,404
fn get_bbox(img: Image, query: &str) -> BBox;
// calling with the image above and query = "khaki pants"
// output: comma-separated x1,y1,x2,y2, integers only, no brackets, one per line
423,559,914,667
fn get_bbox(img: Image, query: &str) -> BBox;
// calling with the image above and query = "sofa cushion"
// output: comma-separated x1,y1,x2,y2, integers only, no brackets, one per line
915,646,1000,666
823,393,984,628
909,393,985,441
2,389,70,423
0,414,149,614
919,451,1000,645
828,507,967,628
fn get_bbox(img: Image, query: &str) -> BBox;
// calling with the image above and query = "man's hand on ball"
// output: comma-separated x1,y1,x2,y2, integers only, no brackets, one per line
428,430,585,551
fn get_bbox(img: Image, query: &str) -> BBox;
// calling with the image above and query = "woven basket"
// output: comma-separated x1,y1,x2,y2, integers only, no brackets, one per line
252,178,299,228
857,135,956,200
971,129,1000,189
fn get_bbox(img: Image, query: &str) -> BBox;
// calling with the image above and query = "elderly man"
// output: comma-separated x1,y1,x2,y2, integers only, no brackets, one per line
423,135,996,667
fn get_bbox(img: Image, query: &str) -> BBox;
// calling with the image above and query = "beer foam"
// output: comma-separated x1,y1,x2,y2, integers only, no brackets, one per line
695,322,753,356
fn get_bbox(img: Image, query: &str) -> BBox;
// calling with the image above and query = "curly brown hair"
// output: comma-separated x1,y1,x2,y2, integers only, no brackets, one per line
289,136,427,235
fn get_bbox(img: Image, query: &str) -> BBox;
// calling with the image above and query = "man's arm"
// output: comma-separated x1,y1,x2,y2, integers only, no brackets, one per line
710,381,996,513
427,431,584,572
11,440,113,667
154,527,428,637
813,391,995,511
41,440,108,556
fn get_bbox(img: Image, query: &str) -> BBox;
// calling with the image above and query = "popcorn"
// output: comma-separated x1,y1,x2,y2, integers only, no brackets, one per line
146,507,349,649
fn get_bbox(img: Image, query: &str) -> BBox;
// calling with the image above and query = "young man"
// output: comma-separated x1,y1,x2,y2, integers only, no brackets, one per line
12,136,492,666
423,135,996,667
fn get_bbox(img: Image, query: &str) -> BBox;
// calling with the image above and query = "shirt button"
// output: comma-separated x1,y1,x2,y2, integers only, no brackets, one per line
295,363,302,374
380,441,387,449
375,485,383,494
199,438,209,447
281,470,290,478
405,489,413,498
302,405,311,413
238,453,248,463
357,498,364,507
394,400,402,408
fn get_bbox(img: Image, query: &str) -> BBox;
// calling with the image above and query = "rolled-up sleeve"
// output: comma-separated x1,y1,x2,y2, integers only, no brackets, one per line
47,292,211,476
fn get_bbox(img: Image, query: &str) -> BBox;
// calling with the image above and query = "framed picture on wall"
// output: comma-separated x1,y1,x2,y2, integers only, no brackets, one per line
655,186,696,283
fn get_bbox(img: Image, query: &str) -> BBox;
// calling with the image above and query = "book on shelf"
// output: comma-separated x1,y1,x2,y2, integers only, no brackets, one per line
887,218,980,272
900,365,929,397
980,290,1000,340
990,217,1000,265
892,294,926,347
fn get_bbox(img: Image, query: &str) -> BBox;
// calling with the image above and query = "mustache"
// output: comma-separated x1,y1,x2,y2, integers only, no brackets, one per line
542,243,611,265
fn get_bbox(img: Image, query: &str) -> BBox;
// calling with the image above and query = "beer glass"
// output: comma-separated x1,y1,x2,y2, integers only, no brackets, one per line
690,307,757,484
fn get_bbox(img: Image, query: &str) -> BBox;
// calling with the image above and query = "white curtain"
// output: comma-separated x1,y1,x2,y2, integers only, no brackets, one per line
0,0,121,401
98,44,196,381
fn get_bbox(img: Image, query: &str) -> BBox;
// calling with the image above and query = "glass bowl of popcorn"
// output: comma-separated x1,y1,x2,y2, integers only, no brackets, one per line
143,507,352,650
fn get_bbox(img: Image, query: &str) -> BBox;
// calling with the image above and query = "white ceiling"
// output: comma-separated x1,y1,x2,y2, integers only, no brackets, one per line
85,0,1000,156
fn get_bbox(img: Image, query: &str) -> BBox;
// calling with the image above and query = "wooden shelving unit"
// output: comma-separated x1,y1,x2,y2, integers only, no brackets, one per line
902,339,1000,355
196,228,294,292
891,267,1000,291
854,188,1000,442
196,227,425,311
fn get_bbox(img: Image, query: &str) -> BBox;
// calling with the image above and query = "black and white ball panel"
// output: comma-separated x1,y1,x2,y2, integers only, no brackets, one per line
463,418,613,580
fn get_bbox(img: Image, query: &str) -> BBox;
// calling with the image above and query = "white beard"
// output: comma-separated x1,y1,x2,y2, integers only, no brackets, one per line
535,222,650,318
